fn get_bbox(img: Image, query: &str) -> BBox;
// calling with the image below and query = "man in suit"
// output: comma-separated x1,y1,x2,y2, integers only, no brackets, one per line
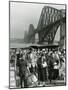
19,54,28,88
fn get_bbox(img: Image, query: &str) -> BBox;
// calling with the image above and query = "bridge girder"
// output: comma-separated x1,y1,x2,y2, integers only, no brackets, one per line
27,6,66,44
37,6,66,43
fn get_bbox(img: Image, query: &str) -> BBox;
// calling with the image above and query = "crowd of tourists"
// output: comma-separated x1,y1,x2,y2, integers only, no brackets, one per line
10,47,66,88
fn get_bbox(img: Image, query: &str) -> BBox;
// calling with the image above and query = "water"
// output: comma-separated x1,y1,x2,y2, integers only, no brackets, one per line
10,42,39,48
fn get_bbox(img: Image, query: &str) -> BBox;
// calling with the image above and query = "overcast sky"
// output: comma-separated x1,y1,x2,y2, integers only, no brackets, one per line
10,2,65,39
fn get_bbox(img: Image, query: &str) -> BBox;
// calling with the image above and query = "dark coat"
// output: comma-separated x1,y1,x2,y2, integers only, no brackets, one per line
37,57,43,81
16,53,23,67
19,59,27,78
19,59,28,88
48,55,54,80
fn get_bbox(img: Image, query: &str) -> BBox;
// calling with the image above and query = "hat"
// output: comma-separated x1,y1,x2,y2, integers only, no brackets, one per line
48,51,52,56
54,62,57,65
42,49,45,52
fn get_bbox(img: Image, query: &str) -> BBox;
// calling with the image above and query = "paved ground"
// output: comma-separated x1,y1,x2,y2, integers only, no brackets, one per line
15,78,65,88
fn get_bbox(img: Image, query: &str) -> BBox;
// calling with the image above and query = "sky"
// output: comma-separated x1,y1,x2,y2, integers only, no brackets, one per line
10,2,65,39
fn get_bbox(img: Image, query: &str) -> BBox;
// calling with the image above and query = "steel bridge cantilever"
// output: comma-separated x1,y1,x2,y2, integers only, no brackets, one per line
38,17,66,43
27,16,66,43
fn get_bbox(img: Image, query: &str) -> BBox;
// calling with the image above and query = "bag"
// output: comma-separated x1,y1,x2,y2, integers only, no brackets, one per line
42,61,47,68
54,62,59,69
27,74,38,86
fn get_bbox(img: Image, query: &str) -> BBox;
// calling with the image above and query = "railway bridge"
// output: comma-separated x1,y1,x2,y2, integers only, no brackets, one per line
25,6,66,47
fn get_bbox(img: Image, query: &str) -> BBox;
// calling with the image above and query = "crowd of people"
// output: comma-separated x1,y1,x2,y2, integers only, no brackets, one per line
10,47,66,88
